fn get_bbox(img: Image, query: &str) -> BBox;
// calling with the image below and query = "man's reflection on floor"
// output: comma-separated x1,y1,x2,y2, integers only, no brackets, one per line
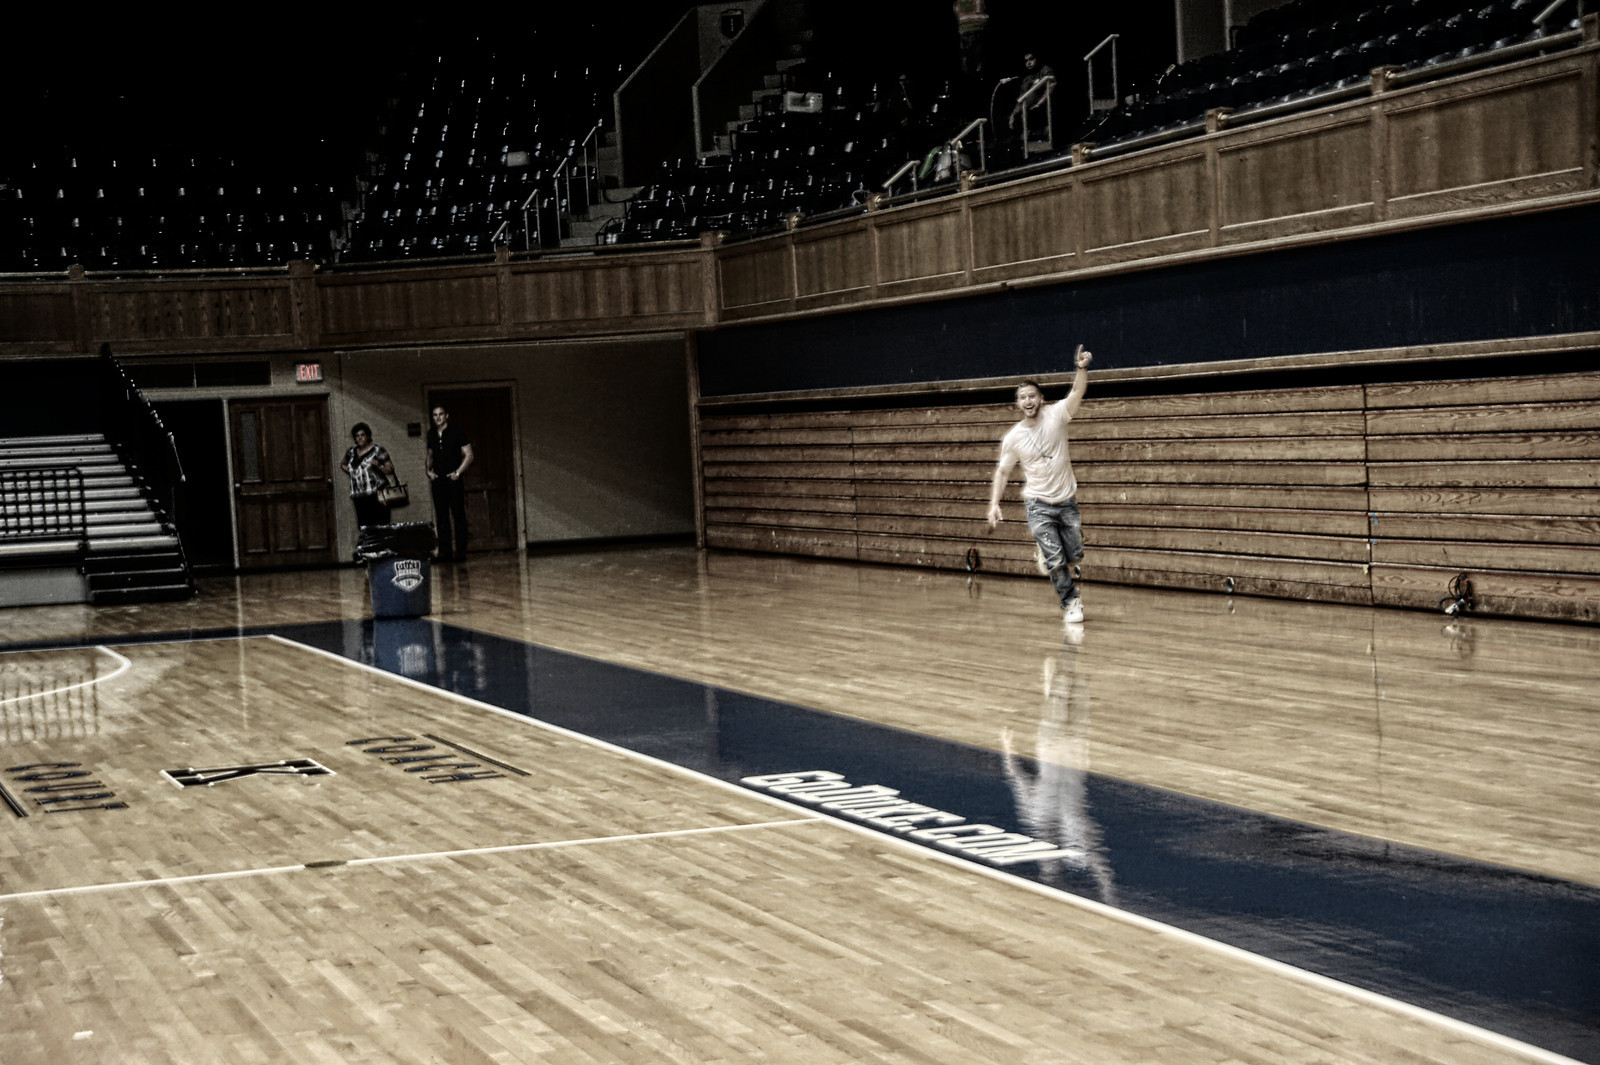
1001,626,1116,902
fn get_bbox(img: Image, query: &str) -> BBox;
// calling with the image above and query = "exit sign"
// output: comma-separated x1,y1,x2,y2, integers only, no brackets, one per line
295,362,323,383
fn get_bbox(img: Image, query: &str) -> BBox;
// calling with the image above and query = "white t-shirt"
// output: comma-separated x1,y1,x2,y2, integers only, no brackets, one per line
998,400,1077,504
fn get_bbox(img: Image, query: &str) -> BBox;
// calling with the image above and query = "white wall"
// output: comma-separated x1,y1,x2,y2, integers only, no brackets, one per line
330,334,696,552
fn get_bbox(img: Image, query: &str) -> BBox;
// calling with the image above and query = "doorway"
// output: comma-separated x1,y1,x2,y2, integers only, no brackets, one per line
228,396,338,569
425,386,518,553
153,398,234,574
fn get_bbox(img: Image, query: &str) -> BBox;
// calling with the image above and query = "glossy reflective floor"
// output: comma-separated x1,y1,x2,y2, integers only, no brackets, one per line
2,546,1597,1065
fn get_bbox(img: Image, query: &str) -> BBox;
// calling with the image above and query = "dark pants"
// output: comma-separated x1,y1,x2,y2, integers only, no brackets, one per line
431,477,468,560
352,494,388,545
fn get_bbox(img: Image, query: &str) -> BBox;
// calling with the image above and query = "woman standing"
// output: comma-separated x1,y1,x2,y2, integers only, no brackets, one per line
340,422,396,541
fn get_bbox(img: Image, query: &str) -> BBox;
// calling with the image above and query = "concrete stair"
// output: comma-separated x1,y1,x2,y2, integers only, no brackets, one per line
0,433,194,605
558,127,640,247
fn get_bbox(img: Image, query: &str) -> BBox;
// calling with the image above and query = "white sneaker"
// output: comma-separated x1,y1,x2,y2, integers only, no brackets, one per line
1063,598,1084,624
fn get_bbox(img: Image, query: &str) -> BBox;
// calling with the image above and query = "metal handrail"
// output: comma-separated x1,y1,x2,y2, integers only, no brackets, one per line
520,187,540,251
579,120,602,208
99,352,192,582
1085,34,1120,115
949,117,988,178
882,158,920,194
554,153,572,218
0,468,87,548
1017,74,1056,156
547,120,604,251
1536,0,1576,26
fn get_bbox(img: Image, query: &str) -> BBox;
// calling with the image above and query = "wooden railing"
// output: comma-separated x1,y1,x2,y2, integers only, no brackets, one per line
715,18,1600,321
1,21,1594,358
0,244,717,357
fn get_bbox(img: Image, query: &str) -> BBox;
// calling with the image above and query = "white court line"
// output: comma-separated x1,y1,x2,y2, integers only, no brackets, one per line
0,818,818,904
0,645,132,706
8,632,1575,1065
269,632,1586,1065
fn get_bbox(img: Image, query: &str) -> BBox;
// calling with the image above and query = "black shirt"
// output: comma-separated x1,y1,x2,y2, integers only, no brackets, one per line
427,423,470,477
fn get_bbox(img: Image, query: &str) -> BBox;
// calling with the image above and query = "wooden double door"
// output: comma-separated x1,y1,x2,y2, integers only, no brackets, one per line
229,396,338,569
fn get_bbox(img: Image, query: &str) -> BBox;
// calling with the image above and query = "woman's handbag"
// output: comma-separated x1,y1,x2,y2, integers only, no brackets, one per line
376,481,410,508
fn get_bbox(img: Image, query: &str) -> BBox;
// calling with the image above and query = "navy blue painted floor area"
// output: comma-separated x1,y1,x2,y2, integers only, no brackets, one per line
18,619,1599,1061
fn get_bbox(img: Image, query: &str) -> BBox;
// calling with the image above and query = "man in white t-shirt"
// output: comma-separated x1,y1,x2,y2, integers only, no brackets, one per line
987,345,1093,623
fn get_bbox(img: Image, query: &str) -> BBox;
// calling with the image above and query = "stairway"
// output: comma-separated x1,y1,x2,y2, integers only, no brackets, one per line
558,12,813,249
0,434,195,605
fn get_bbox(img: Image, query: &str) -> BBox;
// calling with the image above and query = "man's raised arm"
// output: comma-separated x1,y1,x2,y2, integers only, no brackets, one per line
1064,345,1093,418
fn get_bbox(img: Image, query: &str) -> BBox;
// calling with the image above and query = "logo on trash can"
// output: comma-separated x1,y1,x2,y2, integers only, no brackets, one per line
391,559,425,592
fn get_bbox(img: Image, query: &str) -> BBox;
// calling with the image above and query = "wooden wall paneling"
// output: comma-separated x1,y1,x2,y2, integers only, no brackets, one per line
1367,484,1600,516
1217,115,1376,242
717,242,795,318
871,203,969,296
1092,525,1372,563
1073,410,1368,440
792,225,874,310
317,269,500,341
1369,457,1600,489
1370,537,1600,573
1079,483,1371,512
1072,390,1371,599
0,288,79,353
695,371,1600,620
1366,370,1600,407
700,412,858,561
1366,371,1600,619
1081,503,1369,537
1084,548,1374,601
1074,435,1367,463
1372,565,1600,621
1079,150,1211,262
86,281,295,349
1075,459,1367,486
850,405,1002,572
1368,511,1600,543
1085,385,1370,419
1367,399,1600,437
1367,428,1600,461
968,178,1078,282
509,258,705,328
1384,65,1588,215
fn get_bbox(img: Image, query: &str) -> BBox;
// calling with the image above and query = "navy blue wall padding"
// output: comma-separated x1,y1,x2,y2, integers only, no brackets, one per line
697,204,1600,397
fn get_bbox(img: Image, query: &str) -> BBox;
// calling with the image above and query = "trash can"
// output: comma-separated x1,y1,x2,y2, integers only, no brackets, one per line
357,522,438,618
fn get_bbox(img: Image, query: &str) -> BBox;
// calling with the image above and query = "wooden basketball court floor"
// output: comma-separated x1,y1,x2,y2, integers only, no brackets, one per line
1,545,1596,1065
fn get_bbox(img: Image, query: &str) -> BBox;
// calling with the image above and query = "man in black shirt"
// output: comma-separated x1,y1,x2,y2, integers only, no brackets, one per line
425,404,474,561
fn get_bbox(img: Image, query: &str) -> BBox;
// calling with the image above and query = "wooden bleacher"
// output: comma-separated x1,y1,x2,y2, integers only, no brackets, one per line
701,369,1600,623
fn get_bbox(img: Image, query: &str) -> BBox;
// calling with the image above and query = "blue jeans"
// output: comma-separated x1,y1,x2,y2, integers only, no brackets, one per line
1025,497,1083,608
